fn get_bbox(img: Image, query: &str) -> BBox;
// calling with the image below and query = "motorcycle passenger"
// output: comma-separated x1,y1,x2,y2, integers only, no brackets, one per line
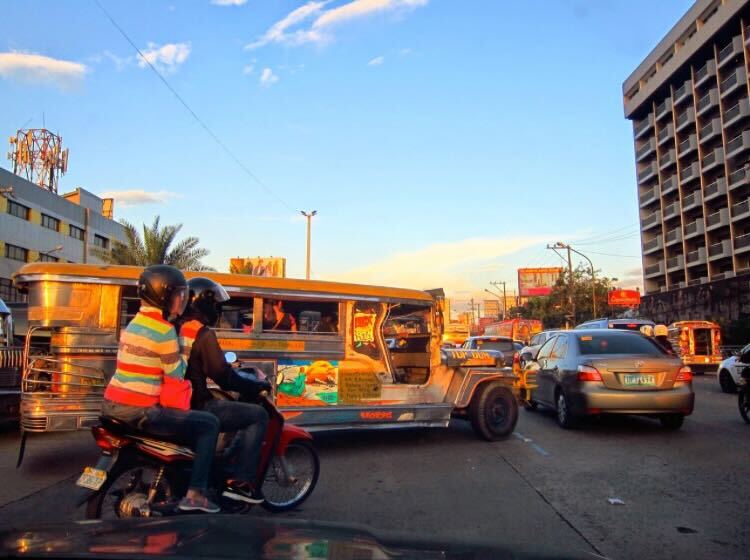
101,265,221,514
177,277,270,504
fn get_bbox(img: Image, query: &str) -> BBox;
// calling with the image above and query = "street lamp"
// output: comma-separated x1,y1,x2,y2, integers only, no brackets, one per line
300,210,317,280
36,244,63,262
568,246,597,318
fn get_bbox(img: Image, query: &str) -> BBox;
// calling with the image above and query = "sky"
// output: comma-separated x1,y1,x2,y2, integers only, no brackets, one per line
0,0,695,313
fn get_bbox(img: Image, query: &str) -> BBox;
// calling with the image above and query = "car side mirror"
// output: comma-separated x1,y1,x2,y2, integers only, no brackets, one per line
224,351,238,364
521,352,533,363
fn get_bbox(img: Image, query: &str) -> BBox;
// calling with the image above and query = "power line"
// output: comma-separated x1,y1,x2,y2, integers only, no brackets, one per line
92,0,294,212
575,223,639,243
583,250,642,258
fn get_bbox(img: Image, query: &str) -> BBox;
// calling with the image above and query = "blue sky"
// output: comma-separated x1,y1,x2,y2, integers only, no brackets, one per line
0,0,694,311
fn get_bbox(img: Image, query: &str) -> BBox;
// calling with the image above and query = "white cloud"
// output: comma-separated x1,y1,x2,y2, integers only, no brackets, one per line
103,50,131,71
0,51,86,89
242,64,255,74
211,0,247,5
246,2,330,50
137,42,191,72
246,0,427,50
329,236,549,297
313,0,428,28
99,190,179,207
259,67,278,86
368,55,384,66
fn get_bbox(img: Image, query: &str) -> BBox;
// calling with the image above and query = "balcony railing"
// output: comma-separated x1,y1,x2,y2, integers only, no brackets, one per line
723,98,750,128
666,227,682,244
700,118,721,144
639,186,659,207
645,262,664,276
684,219,705,239
721,67,746,98
643,235,662,254
708,240,732,259
660,149,676,170
726,131,750,159
636,138,656,161
656,97,672,120
663,202,680,220
678,134,697,157
695,59,716,87
729,166,750,190
682,190,702,210
638,162,658,184
642,211,660,229
635,114,655,138
697,89,718,116
701,147,724,172
674,80,692,105
735,233,750,253
732,198,750,220
680,162,699,184
686,247,706,265
704,177,727,201
667,255,685,271
658,123,674,145
707,208,730,229
676,107,695,131
718,35,743,67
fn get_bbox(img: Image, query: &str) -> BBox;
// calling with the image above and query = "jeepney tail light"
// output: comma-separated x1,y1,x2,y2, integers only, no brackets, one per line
92,426,131,451
676,366,693,383
577,365,602,382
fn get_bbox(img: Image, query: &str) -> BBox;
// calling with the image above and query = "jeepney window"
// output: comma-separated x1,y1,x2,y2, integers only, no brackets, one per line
119,286,140,329
218,296,255,331
260,298,340,335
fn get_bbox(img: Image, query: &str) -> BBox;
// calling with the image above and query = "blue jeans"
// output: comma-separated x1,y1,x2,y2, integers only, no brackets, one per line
202,399,268,484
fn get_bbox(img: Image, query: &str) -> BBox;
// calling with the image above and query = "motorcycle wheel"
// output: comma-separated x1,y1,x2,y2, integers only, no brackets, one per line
86,460,175,520
261,440,319,513
739,390,750,425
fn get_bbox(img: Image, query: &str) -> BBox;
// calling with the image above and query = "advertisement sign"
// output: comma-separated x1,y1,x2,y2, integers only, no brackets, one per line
229,257,286,278
517,267,563,297
608,289,641,306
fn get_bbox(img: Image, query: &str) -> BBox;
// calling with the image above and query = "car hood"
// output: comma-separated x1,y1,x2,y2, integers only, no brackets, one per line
0,516,589,560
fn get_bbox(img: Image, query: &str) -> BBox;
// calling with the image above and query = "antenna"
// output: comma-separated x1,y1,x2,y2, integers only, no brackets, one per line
7,128,68,193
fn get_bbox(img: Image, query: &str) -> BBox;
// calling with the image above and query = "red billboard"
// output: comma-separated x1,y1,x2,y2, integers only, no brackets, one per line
518,267,563,297
608,289,641,306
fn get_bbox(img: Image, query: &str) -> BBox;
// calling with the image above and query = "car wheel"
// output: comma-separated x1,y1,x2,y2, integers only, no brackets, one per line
739,391,750,425
555,390,576,429
659,414,684,430
719,370,737,394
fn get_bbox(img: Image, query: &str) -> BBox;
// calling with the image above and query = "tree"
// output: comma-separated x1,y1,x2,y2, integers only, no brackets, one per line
515,264,617,328
93,216,214,271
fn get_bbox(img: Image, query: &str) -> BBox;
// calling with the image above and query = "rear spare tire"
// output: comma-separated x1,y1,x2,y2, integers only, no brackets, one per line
469,383,518,441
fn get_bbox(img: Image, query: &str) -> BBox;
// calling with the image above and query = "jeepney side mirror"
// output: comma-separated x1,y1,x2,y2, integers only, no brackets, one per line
520,352,533,364
224,351,238,364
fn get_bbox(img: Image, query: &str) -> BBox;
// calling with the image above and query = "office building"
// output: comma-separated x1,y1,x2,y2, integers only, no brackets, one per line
0,166,127,301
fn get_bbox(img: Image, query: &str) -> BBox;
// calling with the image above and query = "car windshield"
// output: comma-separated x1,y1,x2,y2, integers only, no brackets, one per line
576,333,666,356
474,339,514,352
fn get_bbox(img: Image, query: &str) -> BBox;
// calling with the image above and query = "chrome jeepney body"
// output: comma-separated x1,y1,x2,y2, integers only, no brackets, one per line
14,263,520,438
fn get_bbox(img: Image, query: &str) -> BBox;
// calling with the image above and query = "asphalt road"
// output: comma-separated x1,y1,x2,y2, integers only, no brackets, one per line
0,375,748,559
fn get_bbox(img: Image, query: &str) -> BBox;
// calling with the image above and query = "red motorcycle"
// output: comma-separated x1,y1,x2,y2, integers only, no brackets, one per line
78,356,319,519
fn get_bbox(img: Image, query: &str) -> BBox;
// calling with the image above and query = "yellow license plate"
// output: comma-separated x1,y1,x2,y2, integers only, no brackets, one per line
76,467,107,490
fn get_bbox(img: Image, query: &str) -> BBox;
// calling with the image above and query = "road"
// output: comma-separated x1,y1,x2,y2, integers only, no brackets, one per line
0,375,748,559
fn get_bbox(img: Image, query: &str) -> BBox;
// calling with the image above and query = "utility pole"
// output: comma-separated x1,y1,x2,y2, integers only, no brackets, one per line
300,210,317,280
547,242,576,328
547,242,597,324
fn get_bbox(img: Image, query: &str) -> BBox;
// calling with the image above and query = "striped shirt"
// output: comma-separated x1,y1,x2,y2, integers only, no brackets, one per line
103,305,186,407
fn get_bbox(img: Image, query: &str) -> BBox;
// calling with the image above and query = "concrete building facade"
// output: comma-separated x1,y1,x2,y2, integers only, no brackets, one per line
624,0,750,295
0,166,127,301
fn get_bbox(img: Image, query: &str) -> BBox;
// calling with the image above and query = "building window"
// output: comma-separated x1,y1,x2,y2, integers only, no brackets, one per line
7,200,29,220
41,214,60,231
4,243,28,262
0,278,25,303
69,225,85,240
38,253,59,262
93,234,109,249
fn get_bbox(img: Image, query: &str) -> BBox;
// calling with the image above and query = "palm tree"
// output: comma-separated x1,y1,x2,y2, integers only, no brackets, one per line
94,216,214,271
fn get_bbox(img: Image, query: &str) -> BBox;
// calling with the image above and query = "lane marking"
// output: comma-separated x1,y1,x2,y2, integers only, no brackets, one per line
513,432,550,456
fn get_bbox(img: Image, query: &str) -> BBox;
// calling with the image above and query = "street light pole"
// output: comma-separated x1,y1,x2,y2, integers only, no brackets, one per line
35,244,63,262
300,210,317,280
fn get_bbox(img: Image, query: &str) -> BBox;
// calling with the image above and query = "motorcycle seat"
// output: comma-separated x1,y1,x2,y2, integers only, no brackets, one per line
99,416,186,444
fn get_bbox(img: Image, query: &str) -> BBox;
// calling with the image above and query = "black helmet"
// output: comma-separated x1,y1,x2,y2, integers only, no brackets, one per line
186,277,230,326
138,265,188,318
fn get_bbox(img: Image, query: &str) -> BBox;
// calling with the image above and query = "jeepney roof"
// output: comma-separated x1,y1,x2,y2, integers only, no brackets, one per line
13,263,434,305
669,320,720,328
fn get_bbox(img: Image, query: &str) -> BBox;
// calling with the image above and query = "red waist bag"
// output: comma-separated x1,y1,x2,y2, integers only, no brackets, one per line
160,376,193,410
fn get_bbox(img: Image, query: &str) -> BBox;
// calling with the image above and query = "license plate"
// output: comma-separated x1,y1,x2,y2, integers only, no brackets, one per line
623,374,655,386
76,467,107,490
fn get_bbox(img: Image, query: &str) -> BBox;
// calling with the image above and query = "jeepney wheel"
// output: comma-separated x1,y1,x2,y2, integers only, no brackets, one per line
469,383,518,441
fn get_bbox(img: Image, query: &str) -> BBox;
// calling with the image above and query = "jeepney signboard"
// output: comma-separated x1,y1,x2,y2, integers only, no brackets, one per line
338,371,382,404
221,338,305,352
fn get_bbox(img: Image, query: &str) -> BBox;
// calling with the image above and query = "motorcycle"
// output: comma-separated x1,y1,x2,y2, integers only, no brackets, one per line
739,366,750,424
76,352,319,519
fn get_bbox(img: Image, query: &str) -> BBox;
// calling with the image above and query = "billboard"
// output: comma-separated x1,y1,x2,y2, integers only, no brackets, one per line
608,289,641,307
517,267,563,297
230,257,286,278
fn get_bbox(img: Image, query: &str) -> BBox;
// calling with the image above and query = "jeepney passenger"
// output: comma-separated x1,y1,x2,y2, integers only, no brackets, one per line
263,300,297,332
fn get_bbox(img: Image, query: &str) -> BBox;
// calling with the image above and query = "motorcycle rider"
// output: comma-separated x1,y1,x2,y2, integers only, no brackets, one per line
177,277,270,504
101,265,221,513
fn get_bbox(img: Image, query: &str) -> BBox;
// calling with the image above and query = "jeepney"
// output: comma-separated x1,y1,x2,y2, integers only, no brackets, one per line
14,263,521,444
668,320,723,374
